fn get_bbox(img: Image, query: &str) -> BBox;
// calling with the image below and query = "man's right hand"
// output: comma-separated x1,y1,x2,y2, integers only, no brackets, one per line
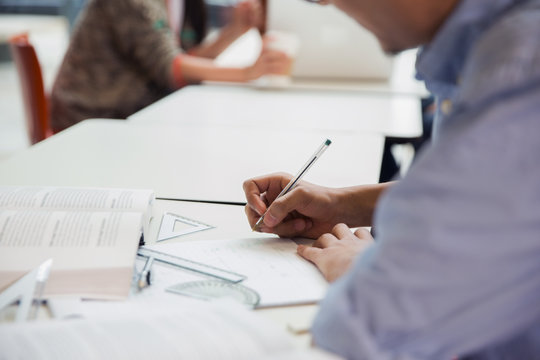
243,173,393,239
243,172,344,239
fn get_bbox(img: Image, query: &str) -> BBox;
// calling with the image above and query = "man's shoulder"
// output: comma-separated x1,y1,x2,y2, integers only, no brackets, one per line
458,1,540,107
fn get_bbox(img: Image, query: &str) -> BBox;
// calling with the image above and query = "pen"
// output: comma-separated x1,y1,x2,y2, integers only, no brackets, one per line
137,255,154,290
253,138,332,231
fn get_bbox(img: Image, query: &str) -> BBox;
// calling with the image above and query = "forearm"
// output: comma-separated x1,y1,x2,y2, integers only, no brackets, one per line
178,55,249,83
334,182,394,227
188,26,242,59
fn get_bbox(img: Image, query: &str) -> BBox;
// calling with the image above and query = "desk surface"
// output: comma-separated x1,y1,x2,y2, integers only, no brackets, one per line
0,119,384,203
129,84,423,139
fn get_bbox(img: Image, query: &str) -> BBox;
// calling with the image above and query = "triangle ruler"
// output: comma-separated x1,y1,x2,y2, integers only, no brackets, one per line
157,212,214,242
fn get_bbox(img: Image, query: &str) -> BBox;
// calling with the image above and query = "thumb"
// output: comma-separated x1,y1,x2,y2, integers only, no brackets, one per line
263,189,299,227
264,185,310,228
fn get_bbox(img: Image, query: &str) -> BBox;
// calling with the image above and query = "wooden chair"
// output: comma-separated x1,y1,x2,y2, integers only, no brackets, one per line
9,33,53,145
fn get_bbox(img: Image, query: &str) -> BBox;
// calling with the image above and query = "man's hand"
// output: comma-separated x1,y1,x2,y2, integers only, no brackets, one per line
243,173,389,238
297,224,373,282
243,172,344,238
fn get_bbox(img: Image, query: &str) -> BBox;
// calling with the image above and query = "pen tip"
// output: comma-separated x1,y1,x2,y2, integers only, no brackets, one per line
325,139,332,146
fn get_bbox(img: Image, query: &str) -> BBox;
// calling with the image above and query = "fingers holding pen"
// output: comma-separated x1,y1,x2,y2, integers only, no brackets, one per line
244,205,261,229
244,173,292,212
243,180,267,218
261,186,311,228
259,217,313,237
254,186,319,237
243,173,294,230
247,140,332,235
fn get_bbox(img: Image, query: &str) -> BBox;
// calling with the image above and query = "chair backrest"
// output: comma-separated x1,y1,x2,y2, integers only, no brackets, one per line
9,33,51,145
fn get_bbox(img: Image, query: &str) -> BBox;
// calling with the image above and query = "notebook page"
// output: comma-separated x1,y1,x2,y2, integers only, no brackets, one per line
146,237,328,307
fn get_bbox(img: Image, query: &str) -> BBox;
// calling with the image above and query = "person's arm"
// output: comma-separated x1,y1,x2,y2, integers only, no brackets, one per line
189,0,262,59
243,172,393,239
105,0,285,90
176,48,288,84
309,86,540,359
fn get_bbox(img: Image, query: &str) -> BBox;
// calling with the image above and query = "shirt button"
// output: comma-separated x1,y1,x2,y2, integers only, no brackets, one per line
441,99,453,115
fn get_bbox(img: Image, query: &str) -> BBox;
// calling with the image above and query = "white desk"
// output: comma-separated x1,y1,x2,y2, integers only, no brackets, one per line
129,84,423,139
0,119,384,203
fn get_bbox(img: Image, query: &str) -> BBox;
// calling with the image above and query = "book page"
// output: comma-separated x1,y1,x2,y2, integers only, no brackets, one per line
0,210,143,297
145,237,328,307
0,209,142,271
0,210,136,249
0,301,300,360
0,186,154,212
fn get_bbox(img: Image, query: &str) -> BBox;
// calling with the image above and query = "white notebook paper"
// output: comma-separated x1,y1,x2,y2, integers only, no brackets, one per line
145,237,328,307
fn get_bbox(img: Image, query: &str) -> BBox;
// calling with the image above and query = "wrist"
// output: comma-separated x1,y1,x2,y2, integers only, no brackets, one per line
334,184,388,227
332,187,359,226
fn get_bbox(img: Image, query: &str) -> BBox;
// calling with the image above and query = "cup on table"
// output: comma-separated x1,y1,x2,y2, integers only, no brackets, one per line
260,30,299,87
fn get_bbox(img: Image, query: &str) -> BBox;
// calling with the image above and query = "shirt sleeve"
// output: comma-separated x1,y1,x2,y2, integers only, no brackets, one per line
311,84,540,360
100,0,183,90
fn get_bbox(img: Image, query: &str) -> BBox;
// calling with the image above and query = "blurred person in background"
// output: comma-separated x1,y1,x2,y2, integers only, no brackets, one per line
50,0,288,132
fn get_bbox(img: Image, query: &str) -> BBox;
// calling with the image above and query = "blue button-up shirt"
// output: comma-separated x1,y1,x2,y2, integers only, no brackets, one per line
312,0,540,359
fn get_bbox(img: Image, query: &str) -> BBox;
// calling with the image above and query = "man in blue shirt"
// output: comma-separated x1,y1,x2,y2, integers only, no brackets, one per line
243,0,540,358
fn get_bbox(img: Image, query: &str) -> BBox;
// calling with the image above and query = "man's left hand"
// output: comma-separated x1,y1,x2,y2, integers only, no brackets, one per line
297,224,373,282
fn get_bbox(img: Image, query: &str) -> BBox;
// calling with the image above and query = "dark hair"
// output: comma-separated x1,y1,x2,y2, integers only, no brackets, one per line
182,0,208,49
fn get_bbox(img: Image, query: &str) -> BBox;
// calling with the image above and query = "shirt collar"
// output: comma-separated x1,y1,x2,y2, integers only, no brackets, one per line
415,0,524,99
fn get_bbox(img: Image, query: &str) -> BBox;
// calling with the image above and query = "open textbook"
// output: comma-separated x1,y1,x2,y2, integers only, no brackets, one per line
0,300,342,360
0,186,154,299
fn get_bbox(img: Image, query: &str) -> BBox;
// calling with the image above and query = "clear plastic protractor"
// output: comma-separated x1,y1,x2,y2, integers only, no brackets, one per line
166,280,260,308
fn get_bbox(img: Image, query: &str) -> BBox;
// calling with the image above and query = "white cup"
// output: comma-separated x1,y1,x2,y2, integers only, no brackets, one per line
260,30,300,87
